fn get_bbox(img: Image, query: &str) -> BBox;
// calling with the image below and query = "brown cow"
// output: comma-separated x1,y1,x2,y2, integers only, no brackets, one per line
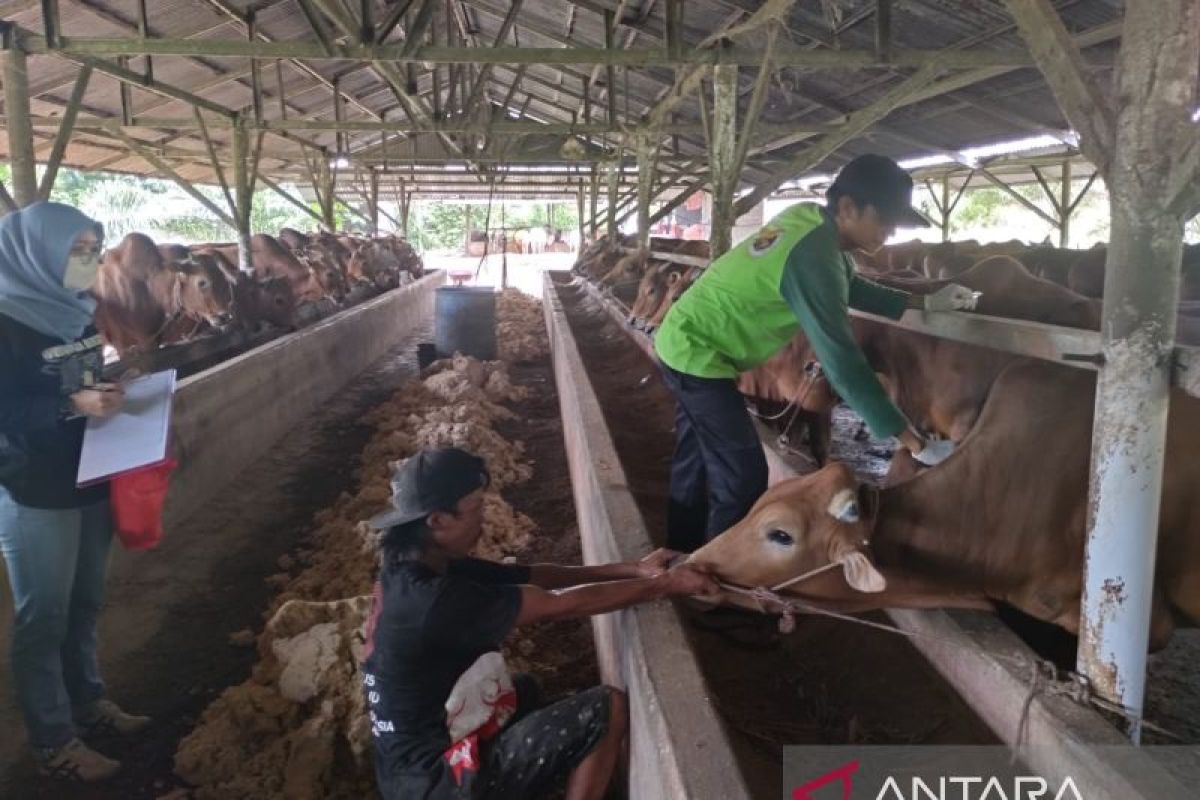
645,266,700,331
737,335,838,465
95,233,235,355
247,233,326,304
200,249,297,333
346,240,401,290
689,357,1200,649
738,256,1104,463
1068,243,1200,301
296,245,349,303
278,228,311,251
598,250,648,289
627,262,684,331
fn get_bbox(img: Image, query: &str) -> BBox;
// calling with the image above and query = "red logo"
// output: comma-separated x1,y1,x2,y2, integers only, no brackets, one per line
793,759,860,800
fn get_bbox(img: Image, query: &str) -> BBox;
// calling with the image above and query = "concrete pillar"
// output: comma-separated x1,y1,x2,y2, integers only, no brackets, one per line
232,123,253,273
2,41,37,208
709,64,739,257
1073,0,1197,741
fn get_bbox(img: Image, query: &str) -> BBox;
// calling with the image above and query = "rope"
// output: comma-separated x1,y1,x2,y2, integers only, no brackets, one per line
709,577,1190,743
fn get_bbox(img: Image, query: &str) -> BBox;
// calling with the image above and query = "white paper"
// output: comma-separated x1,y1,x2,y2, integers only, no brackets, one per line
76,369,176,485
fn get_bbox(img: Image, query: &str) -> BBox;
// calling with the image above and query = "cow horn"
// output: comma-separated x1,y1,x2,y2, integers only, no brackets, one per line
826,488,859,523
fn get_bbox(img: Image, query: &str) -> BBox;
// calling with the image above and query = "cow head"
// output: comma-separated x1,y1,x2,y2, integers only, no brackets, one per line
249,276,296,330
346,244,371,283
688,463,885,595
173,255,235,328
646,267,698,331
299,247,349,303
628,264,672,328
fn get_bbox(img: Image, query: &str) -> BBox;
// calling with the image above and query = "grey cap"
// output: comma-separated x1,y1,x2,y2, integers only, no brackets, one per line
367,448,490,530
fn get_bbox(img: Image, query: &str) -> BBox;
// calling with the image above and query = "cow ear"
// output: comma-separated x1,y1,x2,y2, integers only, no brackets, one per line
838,551,886,593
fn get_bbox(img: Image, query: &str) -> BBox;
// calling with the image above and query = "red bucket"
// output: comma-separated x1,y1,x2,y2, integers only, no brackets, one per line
110,458,178,550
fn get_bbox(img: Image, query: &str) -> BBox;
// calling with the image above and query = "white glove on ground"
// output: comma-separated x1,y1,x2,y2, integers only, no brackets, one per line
913,438,956,466
924,283,981,312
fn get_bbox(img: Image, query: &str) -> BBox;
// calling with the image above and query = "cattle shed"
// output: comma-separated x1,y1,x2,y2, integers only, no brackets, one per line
0,0,1198,797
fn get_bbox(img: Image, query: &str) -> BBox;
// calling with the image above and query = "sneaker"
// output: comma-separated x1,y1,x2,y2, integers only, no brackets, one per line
36,738,120,782
76,698,152,737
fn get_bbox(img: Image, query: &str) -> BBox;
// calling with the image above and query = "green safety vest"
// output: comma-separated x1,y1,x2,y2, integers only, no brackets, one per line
654,202,910,438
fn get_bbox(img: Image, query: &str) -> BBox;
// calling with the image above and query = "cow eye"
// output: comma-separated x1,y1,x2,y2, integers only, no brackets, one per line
198,278,209,288
767,529,794,546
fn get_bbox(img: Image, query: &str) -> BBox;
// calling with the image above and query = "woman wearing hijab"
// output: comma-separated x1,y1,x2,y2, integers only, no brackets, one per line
0,202,150,782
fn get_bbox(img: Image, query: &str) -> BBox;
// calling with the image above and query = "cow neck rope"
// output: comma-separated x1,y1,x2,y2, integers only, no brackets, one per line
148,271,189,346
706,577,1187,744
744,370,824,456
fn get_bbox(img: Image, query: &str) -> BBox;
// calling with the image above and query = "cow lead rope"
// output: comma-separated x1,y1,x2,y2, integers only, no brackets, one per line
707,577,1187,744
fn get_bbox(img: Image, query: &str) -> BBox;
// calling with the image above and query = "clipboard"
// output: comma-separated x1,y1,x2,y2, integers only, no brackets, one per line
76,369,177,486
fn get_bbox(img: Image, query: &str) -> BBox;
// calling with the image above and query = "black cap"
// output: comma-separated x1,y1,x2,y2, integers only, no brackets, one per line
368,448,490,530
827,154,932,228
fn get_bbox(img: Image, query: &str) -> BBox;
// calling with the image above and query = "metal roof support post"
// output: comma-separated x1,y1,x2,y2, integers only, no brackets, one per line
2,32,38,208
588,165,600,240
636,134,657,248
319,157,336,232
232,122,254,273
401,188,412,238
1005,0,1200,741
1059,160,1071,248
709,63,738,257
368,170,380,236
606,157,620,240
940,176,950,243
576,183,586,249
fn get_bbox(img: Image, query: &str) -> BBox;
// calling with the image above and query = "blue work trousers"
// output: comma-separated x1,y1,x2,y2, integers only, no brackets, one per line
0,486,111,750
660,365,768,552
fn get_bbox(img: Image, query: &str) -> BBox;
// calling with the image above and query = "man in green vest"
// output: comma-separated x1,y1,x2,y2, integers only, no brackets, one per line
654,154,979,551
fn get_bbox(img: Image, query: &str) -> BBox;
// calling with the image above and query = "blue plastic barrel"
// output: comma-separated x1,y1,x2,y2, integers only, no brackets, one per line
435,286,497,360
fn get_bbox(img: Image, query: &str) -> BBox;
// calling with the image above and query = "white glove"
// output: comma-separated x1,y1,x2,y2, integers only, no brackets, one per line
924,283,981,312
913,438,955,466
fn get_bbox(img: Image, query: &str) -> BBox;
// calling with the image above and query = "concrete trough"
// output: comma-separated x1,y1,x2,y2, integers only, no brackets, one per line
165,270,443,525
543,273,753,800
574,276,1194,799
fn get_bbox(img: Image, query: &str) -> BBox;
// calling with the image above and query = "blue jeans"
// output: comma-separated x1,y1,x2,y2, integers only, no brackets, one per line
0,486,112,749
660,365,768,552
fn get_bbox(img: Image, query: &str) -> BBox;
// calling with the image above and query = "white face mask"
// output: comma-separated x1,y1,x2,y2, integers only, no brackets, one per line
63,251,101,291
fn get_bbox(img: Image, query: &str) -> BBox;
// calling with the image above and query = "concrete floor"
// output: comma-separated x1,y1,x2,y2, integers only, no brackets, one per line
430,251,576,296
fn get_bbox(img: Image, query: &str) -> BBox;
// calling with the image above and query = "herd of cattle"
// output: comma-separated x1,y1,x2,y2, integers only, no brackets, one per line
574,232,1200,649
93,228,424,357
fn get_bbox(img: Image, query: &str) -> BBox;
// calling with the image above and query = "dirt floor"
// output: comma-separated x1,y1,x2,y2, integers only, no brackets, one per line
551,275,998,800
0,311,600,799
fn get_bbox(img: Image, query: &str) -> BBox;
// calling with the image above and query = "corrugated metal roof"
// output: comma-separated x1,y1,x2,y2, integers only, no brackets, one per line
0,1,1134,200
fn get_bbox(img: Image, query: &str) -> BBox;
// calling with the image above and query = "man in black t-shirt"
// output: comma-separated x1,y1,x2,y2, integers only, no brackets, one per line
362,447,716,800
